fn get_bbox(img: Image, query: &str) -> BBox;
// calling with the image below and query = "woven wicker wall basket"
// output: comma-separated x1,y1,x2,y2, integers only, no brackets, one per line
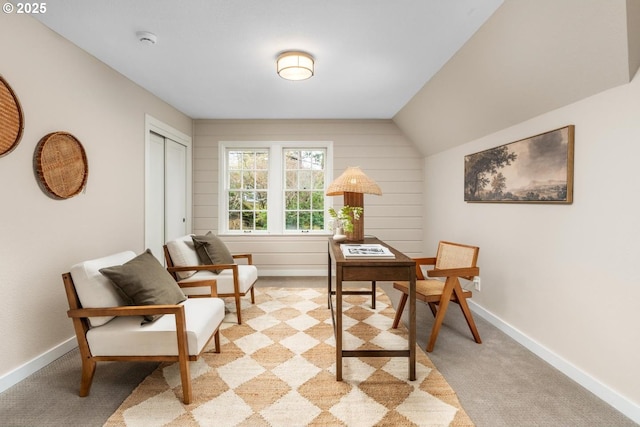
34,132,88,199
0,75,24,157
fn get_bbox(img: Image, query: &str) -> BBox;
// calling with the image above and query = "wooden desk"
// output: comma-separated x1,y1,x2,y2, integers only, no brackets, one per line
327,237,416,381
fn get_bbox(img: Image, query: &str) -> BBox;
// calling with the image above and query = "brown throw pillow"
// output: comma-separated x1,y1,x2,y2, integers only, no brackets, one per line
100,249,186,323
192,232,234,274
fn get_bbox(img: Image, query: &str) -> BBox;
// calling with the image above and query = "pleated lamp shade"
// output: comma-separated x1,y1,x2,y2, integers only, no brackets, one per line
326,166,382,196
326,167,381,241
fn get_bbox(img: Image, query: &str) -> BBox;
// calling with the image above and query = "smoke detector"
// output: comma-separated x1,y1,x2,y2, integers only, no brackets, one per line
136,31,157,45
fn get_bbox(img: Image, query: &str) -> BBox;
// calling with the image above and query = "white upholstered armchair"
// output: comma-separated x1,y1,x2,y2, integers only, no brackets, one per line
63,250,225,404
164,233,258,324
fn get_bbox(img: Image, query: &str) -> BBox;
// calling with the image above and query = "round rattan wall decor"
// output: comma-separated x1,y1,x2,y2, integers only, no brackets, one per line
0,75,25,157
34,132,88,199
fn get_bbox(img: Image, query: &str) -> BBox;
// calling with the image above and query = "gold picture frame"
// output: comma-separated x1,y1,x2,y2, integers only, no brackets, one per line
464,125,574,203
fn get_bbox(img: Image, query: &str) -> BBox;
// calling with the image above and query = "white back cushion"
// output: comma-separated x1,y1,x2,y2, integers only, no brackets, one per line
166,235,200,279
70,251,136,327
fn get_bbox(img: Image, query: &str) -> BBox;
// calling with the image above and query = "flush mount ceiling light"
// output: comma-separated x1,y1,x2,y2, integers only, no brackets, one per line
277,51,314,81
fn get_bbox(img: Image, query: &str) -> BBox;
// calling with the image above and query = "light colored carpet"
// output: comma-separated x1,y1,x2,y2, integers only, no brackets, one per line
103,287,473,427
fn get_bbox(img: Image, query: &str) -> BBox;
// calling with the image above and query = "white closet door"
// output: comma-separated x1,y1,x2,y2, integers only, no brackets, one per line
147,132,166,260
165,138,187,241
145,116,192,264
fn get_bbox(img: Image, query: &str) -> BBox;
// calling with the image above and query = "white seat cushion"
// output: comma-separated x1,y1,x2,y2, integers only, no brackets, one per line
166,235,200,280
86,297,225,356
178,265,258,296
70,251,136,327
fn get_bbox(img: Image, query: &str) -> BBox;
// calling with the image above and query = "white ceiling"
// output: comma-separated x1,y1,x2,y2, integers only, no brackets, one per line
33,0,503,119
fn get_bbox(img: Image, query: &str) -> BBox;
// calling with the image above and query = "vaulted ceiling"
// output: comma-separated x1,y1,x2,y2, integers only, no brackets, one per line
32,0,639,155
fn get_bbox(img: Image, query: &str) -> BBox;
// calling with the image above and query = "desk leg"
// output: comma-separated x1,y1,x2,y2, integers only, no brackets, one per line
371,281,376,309
409,268,416,381
336,267,343,381
327,247,332,309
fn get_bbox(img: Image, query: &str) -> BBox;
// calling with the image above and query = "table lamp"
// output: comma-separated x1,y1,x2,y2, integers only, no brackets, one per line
326,166,382,241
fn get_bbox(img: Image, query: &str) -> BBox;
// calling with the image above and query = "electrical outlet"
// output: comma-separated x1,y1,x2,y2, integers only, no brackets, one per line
473,276,481,291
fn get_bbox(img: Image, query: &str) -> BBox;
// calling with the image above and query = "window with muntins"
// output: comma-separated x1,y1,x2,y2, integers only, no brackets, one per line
284,149,326,232
227,149,269,232
220,142,332,234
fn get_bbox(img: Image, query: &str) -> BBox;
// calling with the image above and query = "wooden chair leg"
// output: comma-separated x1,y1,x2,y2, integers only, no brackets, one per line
79,359,96,397
250,286,255,304
392,292,408,329
175,311,192,404
454,286,482,344
427,302,438,317
235,294,242,324
213,330,221,353
426,278,456,352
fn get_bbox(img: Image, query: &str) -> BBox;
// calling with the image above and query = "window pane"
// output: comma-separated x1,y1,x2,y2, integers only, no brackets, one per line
285,191,298,210
229,191,241,210
256,152,269,169
242,211,254,229
298,171,311,189
285,171,297,189
282,148,327,232
255,171,268,189
311,211,324,230
229,171,242,189
285,150,300,169
226,149,269,233
229,211,241,230
299,192,311,209
285,211,297,230
256,191,268,209
243,171,255,189
242,153,255,169
311,191,324,209
299,211,311,229
228,151,242,169
256,211,267,230
312,170,324,189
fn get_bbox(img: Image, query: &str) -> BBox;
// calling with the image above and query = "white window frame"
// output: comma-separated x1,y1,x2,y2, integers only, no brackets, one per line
218,141,333,235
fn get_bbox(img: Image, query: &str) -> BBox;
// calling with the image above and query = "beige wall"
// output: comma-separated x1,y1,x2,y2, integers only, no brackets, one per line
193,120,423,275
422,71,640,414
0,15,191,383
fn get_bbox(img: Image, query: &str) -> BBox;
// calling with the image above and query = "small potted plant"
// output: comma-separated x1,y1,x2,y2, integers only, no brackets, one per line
328,205,363,241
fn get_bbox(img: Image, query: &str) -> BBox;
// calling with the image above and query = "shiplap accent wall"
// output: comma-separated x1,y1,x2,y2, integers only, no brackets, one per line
193,119,423,275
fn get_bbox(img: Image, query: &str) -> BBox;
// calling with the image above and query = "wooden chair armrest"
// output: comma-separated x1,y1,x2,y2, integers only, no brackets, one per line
67,304,183,319
232,253,253,264
168,264,238,273
427,266,479,280
178,280,218,297
412,257,437,279
414,257,436,266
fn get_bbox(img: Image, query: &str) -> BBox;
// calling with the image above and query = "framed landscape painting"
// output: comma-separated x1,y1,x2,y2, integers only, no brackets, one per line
464,125,574,203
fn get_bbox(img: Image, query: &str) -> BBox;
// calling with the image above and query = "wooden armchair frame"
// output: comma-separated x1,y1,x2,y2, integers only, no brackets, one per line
163,246,256,324
392,241,482,352
62,273,220,405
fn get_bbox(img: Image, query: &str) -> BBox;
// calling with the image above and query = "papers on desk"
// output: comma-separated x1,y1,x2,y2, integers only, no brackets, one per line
340,244,396,259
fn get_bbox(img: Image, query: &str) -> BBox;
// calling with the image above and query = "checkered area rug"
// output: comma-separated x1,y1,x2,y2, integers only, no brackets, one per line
103,287,473,427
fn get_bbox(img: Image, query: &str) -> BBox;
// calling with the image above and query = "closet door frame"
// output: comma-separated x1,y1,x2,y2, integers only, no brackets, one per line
144,114,192,262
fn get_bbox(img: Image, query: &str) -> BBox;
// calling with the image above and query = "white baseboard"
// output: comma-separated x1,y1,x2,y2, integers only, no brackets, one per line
0,337,77,394
258,269,327,277
468,300,640,425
